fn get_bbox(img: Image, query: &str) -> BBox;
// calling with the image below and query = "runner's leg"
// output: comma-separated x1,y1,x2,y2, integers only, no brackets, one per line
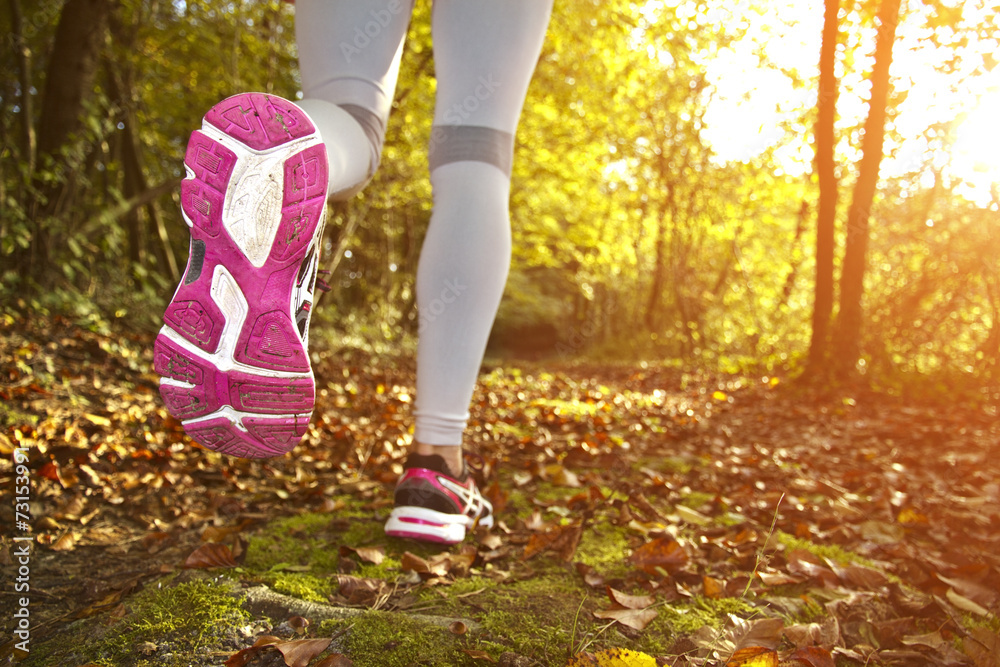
413,0,554,465
295,0,415,199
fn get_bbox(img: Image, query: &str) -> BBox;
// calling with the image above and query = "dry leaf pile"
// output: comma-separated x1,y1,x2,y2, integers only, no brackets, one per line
1,315,998,666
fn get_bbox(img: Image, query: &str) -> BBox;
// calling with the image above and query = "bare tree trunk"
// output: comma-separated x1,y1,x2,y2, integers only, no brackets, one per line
35,0,111,162
644,180,675,333
27,0,112,282
8,0,36,174
777,200,809,315
808,0,840,374
834,0,902,379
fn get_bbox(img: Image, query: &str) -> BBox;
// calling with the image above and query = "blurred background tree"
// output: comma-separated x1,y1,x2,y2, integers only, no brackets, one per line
1,0,997,404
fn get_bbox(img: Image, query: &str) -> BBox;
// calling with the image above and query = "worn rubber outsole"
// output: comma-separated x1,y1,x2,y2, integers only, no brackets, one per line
154,93,328,458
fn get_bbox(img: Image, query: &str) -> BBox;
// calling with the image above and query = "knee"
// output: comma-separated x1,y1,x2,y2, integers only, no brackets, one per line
428,125,515,177
339,103,388,179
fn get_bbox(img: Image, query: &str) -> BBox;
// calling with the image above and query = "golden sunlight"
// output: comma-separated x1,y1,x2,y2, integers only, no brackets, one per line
952,87,1000,204
698,0,999,207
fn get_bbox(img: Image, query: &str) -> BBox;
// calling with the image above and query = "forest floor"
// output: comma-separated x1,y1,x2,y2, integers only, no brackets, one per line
1,312,999,667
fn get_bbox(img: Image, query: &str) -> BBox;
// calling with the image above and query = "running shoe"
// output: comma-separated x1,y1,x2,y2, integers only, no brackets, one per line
154,92,329,458
385,454,494,544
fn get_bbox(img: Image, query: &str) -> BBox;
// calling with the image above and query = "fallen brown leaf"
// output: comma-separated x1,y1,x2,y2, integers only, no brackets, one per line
142,531,172,553
786,646,836,667
183,542,237,569
733,617,784,650
964,627,1000,667
253,636,281,647
757,570,801,586
575,563,605,588
461,649,497,662
703,575,725,598
50,531,78,551
340,544,386,565
522,522,583,562
606,586,655,610
400,551,445,577
627,536,689,576
314,655,355,667
548,464,581,488
274,638,332,667
225,646,266,667
478,532,504,550
201,525,242,543
592,606,658,631
288,616,309,634
333,574,388,605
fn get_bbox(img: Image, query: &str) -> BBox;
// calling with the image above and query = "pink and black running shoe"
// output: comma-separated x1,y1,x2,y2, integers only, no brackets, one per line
385,454,495,544
154,93,329,458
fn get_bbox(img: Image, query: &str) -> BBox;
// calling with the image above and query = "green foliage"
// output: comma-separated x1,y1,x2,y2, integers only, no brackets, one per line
1,0,997,397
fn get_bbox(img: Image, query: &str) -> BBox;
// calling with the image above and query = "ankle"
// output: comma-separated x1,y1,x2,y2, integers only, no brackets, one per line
412,442,464,478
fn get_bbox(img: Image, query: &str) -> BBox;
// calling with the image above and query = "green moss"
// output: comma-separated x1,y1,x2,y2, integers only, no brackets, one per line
775,532,877,568
619,596,756,655
356,555,402,580
533,482,580,505
480,608,574,664
490,420,533,439
716,511,748,527
268,571,333,603
241,507,406,601
0,401,39,428
477,574,593,662
794,594,826,623
243,511,342,574
413,575,489,615
321,552,756,665
504,573,582,599
574,523,632,575
442,575,493,597
959,612,1000,634
340,516,391,546
504,487,533,516
59,576,250,667
678,491,715,509
637,455,694,476
412,571,590,662
321,611,476,667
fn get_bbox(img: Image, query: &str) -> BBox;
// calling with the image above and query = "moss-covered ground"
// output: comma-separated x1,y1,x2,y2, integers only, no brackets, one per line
19,471,802,667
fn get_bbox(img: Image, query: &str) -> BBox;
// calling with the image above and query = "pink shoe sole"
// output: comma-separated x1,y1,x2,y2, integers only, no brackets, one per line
154,93,328,458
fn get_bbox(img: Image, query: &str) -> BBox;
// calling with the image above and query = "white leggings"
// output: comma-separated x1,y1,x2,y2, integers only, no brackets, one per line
295,0,554,445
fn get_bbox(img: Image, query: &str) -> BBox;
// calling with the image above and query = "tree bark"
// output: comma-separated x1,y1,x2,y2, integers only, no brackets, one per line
644,178,676,333
35,0,111,162
777,200,809,315
807,0,840,374
8,0,37,174
834,0,902,379
27,0,111,281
